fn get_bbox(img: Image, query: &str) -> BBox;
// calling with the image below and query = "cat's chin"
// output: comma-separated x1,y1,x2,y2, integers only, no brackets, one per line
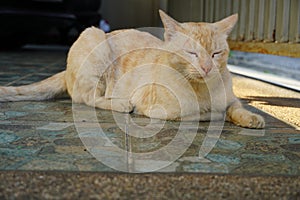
189,73,216,83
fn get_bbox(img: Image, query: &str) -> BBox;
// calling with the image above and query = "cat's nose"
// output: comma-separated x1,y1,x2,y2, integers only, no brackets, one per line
200,60,213,75
201,65,212,75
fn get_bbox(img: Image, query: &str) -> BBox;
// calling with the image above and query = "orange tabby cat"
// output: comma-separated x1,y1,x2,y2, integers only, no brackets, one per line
0,10,264,128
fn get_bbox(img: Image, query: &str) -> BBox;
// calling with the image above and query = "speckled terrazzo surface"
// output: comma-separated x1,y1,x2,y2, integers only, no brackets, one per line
1,172,300,199
0,48,299,199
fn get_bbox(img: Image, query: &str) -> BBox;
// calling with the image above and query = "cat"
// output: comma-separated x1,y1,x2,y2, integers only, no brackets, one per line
0,10,264,129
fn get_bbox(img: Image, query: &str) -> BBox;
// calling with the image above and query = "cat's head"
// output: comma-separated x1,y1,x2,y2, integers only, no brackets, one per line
159,10,238,81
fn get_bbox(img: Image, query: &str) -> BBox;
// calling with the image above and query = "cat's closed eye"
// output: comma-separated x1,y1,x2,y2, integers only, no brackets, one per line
185,50,198,58
212,51,222,58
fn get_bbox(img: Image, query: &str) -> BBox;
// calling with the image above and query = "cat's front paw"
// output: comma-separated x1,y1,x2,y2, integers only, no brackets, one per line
237,113,265,129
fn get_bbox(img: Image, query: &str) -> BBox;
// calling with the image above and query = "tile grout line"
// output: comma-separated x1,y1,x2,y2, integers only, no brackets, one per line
125,114,134,173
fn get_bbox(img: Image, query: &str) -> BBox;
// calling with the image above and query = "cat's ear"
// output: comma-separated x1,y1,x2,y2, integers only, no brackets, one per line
214,14,238,36
159,10,181,41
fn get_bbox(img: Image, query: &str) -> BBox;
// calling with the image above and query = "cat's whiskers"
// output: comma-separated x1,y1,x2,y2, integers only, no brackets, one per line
180,70,200,82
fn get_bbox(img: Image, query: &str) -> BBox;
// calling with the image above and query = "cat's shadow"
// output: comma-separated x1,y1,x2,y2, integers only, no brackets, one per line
242,96,300,109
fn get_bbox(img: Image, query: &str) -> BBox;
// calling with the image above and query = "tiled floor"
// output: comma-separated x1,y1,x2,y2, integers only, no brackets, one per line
0,47,299,176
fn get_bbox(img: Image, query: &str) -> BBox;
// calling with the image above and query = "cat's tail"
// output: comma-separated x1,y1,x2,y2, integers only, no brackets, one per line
0,71,67,102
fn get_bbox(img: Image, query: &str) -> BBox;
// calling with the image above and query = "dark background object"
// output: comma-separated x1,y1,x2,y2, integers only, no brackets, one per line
0,0,102,49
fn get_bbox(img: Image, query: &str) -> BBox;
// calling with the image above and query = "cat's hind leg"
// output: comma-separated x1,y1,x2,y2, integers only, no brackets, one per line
226,100,265,129
93,97,134,113
76,90,133,113
71,75,134,113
